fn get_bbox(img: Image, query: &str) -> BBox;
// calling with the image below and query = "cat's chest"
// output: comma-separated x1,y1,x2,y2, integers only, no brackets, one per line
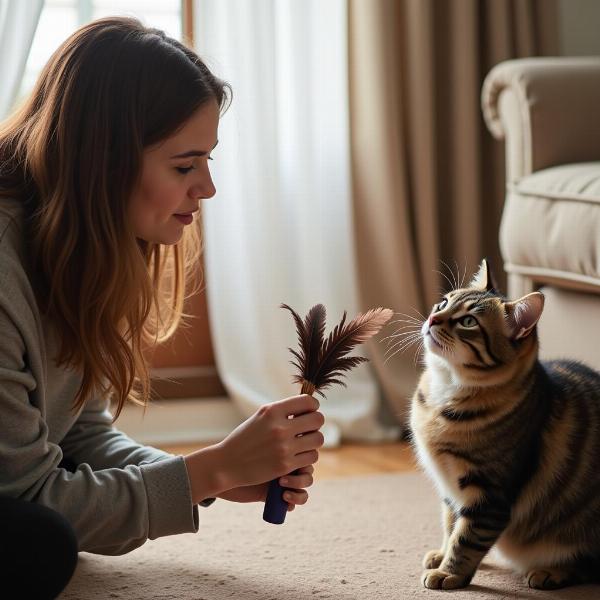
425,365,470,406
411,400,483,509
412,427,469,507
414,438,467,505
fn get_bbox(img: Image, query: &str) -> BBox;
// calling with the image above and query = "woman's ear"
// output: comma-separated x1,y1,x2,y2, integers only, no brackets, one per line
469,258,497,292
504,292,545,340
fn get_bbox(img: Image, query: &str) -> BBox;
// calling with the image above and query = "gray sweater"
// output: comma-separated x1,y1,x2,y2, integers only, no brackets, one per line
0,197,199,555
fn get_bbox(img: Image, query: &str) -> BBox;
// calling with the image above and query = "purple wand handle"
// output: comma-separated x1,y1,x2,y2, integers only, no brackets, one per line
263,478,288,524
263,380,315,524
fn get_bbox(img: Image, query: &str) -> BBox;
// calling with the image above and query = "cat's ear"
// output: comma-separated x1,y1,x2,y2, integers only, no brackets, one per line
469,259,497,292
505,292,545,340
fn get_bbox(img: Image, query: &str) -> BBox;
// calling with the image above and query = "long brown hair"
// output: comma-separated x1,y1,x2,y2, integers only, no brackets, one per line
0,17,230,418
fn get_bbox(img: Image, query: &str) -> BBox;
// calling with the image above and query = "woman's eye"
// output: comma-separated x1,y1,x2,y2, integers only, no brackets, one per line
436,299,448,311
176,165,194,174
459,315,477,328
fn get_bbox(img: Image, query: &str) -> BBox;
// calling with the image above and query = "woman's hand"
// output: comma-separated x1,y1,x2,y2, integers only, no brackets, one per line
217,465,315,511
184,394,324,504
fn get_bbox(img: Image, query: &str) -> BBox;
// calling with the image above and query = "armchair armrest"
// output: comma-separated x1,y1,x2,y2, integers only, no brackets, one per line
482,57,600,181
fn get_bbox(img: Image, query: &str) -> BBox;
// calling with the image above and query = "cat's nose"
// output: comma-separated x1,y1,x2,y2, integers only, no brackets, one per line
429,315,442,327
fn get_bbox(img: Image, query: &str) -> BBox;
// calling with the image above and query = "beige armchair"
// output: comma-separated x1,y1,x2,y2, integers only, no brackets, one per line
482,57,600,370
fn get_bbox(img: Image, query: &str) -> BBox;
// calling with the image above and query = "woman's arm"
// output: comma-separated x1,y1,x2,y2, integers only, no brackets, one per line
0,299,197,556
59,392,174,469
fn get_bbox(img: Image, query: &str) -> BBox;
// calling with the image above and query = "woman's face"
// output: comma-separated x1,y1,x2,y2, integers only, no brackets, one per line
129,99,220,244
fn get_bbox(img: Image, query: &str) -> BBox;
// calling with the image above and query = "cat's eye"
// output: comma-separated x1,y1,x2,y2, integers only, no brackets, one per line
436,299,448,311
459,315,477,328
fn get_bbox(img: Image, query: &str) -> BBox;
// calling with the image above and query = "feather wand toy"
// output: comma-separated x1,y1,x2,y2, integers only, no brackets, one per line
263,303,393,524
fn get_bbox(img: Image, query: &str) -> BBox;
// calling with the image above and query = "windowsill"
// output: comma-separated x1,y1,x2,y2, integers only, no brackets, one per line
150,365,227,400
116,396,242,446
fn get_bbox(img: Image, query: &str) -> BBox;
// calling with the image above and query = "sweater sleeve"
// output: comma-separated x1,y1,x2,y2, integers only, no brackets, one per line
60,391,175,469
0,303,199,556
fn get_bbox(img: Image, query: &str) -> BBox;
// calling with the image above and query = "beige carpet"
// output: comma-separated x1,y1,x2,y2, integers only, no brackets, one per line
60,472,600,600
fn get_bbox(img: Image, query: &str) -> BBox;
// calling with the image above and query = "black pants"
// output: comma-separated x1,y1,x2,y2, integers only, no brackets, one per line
0,495,78,599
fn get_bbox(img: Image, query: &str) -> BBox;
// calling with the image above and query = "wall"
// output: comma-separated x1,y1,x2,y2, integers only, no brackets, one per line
559,0,600,55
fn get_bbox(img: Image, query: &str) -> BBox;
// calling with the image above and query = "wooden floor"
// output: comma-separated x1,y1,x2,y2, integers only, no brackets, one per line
159,442,418,480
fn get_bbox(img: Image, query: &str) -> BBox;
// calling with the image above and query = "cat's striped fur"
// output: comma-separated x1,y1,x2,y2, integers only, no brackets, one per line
409,260,600,590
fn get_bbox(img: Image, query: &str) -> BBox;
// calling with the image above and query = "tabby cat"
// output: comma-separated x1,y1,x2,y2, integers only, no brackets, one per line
409,259,600,590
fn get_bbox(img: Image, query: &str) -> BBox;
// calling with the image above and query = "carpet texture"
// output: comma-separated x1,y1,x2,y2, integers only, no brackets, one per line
60,472,600,599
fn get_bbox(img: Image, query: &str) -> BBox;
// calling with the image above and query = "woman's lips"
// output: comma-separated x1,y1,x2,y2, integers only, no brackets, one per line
173,213,193,225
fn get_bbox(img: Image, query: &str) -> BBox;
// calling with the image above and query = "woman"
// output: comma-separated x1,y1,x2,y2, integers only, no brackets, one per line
0,16,324,599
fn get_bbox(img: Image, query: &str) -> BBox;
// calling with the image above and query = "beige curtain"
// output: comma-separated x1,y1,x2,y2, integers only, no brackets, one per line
348,0,558,426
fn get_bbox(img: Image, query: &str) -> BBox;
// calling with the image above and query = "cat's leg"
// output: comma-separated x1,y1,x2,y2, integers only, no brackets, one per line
423,498,455,569
422,503,510,590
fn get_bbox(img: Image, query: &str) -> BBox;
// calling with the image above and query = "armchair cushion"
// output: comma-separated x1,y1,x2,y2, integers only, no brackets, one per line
482,58,600,181
500,162,600,291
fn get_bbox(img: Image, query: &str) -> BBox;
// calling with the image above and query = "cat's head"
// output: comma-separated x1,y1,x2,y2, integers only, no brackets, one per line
422,259,544,384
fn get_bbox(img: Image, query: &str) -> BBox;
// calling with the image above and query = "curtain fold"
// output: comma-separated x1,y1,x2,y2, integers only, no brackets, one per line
348,0,559,425
0,0,44,120
194,0,400,446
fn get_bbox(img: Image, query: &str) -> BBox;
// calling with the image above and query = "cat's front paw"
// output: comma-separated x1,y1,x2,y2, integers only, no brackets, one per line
421,569,470,590
526,568,574,590
422,550,444,569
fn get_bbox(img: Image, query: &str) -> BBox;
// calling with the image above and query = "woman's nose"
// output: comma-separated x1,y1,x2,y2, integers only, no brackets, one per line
190,170,216,200
197,182,216,200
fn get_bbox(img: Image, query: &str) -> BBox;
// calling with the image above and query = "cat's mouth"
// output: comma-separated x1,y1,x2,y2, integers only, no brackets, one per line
426,330,444,349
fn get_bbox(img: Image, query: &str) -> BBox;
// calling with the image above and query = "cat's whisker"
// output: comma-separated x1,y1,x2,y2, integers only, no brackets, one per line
382,331,421,346
393,334,423,354
460,260,468,289
440,259,458,291
389,317,422,327
384,335,421,357
413,340,425,366
390,315,419,324
386,333,422,345
384,326,422,339
437,330,454,344
439,259,454,289
384,339,420,356
453,258,463,290
384,346,407,364
383,325,422,337
390,336,424,365
393,311,425,323
390,334,422,351
434,269,454,293
406,307,428,321
397,307,428,319
384,333,423,361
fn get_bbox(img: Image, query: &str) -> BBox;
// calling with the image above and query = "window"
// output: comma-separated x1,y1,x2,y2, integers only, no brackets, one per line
19,0,182,101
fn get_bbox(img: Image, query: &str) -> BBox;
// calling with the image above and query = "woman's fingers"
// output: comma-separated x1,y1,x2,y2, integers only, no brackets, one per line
280,463,313,511
282,488,308,507
289,410,325,436
295,464,315,475
292,449,319,471
294,430,325,454
279,470,314,490
270,394,319,418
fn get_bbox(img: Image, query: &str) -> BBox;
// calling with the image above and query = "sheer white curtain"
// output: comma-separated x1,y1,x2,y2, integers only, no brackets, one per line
193,0,399,446
0,0,44,120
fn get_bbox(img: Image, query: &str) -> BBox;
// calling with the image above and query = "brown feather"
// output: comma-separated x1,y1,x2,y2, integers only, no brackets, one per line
282,304,393,397
281,303,326,388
